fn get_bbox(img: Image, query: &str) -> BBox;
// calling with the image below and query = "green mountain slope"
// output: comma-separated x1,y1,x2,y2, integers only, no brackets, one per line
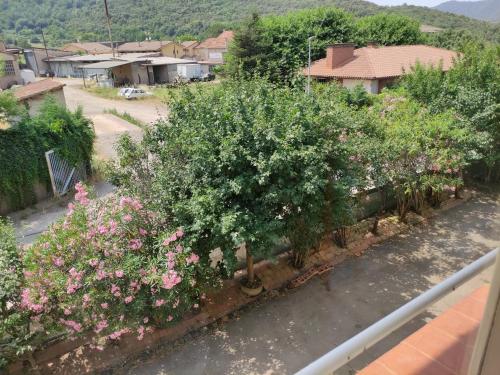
0,0,498,47
435,0,500,22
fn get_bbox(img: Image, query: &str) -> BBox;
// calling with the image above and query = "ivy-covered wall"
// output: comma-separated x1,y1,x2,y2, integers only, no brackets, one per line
0,96,95,214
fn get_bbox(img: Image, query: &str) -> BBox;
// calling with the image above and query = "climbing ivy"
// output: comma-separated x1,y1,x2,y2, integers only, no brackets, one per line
0,95,94,211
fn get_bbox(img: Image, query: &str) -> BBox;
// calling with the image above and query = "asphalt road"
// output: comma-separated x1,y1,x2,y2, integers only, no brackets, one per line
126,189,500,375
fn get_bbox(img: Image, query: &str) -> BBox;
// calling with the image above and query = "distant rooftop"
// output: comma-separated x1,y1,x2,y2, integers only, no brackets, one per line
196,30,234,49
62,42,112,54
306,44,457,80
14,79,65,101
117,40,177,53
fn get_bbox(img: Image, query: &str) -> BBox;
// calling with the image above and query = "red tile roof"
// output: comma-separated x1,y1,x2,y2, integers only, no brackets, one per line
196,30,234,49
306,45,458,80
14,79,65,101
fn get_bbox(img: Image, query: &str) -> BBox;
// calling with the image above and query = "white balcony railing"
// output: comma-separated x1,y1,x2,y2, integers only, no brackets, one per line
295,248,499,375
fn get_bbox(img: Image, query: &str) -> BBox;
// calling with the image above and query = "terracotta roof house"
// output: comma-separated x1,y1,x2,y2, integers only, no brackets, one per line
13,79,66,116
181,40,199,58
117,41,183,57
194,30,234,63
305,43,458,94
62,42,112,54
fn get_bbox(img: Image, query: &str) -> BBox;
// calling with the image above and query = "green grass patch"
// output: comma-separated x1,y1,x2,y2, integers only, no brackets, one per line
104,108,145,129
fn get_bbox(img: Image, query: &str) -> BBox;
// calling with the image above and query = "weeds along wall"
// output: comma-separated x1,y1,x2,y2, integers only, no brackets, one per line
0,98,95,213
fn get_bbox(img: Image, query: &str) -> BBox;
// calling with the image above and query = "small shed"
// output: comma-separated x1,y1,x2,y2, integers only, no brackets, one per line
141,57,198,84
13,79,66,116
82,59,149,86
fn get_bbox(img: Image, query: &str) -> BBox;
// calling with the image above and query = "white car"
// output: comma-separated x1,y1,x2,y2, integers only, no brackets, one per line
118,88,151,100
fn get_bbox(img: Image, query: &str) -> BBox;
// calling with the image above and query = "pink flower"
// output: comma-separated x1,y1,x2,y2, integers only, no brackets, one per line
53,257,64,267
67,203,75,216
98,225,108,235
129,238,143,250
101,303,109,309
167,315,173,322
139,228,148,236
115,270,124,278
154,299,165,307
124,296,134,304
161,270,182,289
95,320,109,333
64,308,72,316
66,283,79,294
186,253,200,265
88,258,99,267
176,229,184,238
123,214,133,223
175,244,183,253
96,269,107,280
137,325,145,341
109,219,118,234
143,317,149,324
74,182,90,206
60,319,82,333
111,284,121,297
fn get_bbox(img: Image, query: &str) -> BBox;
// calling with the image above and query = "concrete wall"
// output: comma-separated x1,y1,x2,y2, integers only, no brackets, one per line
22,90,66,117
342,78,379,94
0,181,51,215
195,48,227,62
24,49,74,76
161,43,183,58
0,53,21,89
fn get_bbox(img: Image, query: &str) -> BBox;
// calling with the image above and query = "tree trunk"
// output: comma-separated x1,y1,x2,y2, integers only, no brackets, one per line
371,214,380,235
246,245,255,284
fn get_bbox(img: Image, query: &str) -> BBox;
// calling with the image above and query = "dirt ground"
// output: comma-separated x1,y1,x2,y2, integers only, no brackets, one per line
126,188,500,375
57,78,168,160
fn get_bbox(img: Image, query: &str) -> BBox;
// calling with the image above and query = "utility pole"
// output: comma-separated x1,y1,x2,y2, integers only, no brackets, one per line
306,36,315,95
104,0,115,57
41,28,52,76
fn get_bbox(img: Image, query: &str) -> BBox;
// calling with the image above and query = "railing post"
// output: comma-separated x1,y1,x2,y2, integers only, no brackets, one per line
468,251,500,375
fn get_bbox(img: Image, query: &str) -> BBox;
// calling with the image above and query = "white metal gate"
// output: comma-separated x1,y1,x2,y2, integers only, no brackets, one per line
45,150,87,197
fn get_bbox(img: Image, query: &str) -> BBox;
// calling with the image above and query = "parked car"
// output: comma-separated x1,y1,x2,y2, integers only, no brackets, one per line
118,88,151,100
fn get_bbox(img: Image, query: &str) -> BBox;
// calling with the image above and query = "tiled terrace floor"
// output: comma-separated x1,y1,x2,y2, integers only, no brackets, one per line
359,285,489,375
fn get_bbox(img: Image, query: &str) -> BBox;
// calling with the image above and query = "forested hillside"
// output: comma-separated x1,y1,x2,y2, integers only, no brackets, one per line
435,0,500,22
0,0,498,47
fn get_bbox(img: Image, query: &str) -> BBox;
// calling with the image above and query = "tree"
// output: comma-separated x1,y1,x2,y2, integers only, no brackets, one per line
110,80,351,284
356,13,423,46
402,43,500,181
225,13,270,78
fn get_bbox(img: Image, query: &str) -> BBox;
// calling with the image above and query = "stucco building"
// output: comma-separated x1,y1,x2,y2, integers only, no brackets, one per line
194,30,234,63
13,79,66,116
305,43,457,94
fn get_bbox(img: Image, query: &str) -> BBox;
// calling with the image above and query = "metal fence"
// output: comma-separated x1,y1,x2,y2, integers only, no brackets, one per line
45,150,86,197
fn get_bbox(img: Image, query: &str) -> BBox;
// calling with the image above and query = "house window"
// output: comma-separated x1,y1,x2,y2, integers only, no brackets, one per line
1,60,16,76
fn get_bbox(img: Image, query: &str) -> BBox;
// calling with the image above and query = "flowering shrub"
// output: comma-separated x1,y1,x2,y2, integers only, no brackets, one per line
21,183,217,347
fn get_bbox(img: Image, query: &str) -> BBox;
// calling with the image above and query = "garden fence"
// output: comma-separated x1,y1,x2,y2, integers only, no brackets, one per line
45,150,86,197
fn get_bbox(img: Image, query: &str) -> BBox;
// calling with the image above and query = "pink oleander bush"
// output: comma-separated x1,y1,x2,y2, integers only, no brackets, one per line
21,183,217,347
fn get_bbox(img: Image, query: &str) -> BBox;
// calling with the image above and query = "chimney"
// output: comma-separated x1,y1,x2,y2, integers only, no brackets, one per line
326,43,355,68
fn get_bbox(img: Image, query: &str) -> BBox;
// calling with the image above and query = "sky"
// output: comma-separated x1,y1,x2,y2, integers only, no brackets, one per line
369,0,477,7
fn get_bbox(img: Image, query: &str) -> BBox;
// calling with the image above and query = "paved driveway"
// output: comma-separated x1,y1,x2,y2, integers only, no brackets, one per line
127,190,500,375
57,78,168,160
59,78,168,124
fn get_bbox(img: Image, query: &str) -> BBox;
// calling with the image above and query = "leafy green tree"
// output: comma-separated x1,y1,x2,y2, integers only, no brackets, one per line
225,13,270,79
111,80,353,278
356,13,423,46
403,43,500,181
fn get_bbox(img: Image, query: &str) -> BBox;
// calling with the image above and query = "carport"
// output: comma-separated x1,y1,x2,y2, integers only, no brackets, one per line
81,60,134,87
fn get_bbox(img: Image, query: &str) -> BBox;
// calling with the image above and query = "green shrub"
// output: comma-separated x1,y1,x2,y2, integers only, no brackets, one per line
0,219,31,369
0,97,95,210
